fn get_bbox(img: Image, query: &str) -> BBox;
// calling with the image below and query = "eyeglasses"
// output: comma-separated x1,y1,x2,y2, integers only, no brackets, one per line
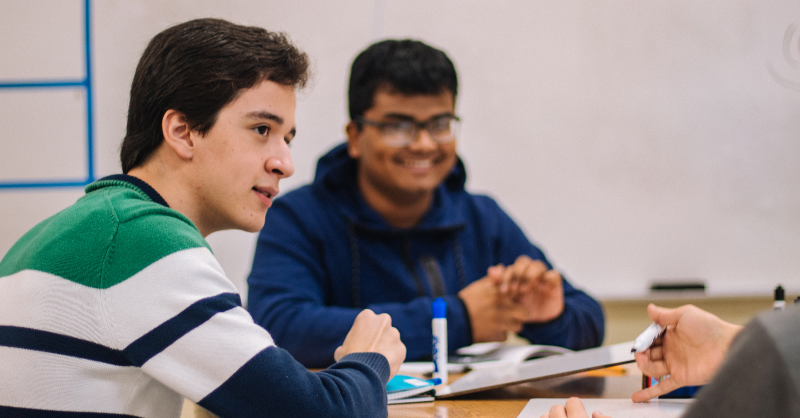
356,115,461,147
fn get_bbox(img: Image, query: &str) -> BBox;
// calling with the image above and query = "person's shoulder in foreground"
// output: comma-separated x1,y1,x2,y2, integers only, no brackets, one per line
247,38,604,368
0,18,404,418
679,306,800,418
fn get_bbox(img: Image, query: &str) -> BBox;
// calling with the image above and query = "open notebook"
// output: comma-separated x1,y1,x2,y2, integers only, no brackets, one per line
435,341,636,398
386,374,437,404
399,342,573,375
450,342,573,365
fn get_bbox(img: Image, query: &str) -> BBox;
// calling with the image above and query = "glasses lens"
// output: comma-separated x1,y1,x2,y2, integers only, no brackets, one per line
370,117,461,147
380,121,416,147
428,117,459,143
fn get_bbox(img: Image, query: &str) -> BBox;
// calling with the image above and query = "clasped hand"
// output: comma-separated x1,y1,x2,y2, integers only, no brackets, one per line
459,255,565,343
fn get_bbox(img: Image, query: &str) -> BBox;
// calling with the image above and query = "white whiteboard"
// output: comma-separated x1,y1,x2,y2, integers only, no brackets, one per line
1,0,799,300
0,0,88,184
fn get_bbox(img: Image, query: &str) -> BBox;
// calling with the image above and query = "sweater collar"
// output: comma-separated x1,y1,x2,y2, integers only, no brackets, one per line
86,174,170,208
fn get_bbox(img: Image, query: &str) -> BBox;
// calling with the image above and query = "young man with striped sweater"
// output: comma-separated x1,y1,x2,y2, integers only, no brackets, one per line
0,18,405,418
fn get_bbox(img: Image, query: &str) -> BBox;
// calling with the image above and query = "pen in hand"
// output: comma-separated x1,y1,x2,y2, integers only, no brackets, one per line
631,322,664,353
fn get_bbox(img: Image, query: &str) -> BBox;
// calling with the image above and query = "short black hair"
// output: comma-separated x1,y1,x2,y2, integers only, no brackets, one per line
120,18,310,173
348,39,458,121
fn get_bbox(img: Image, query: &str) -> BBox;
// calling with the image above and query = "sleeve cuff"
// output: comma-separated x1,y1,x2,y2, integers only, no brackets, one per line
336,352,391,385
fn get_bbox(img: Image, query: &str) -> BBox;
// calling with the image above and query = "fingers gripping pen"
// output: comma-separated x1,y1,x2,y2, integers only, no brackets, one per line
631,322,664,353
432,298,448,384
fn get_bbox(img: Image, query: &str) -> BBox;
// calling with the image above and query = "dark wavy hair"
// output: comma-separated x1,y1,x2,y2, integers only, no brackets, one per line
348,39,458,122
120,18,310,173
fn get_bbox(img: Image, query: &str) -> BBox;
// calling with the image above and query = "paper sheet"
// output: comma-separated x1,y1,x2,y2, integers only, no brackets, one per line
518,399,692,418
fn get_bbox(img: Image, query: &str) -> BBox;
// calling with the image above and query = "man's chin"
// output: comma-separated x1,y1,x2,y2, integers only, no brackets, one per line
249,220,267,233
403,179,444,194
237,215,267,234
392,185,439,200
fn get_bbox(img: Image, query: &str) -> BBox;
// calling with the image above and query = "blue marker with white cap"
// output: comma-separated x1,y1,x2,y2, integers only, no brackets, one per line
432,298,448,384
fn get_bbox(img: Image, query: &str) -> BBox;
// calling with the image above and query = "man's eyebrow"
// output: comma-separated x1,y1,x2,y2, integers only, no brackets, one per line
382,112,456,121
246,110,296,139
246,110,284,125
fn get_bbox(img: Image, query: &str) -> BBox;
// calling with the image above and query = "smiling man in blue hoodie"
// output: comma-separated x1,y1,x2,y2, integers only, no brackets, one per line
247,39,605,368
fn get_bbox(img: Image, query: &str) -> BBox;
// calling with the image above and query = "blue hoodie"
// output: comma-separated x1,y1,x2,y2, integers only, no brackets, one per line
248,144,604,367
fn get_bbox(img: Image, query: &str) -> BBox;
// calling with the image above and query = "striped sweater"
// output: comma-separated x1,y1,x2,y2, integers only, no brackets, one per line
0,175,390,418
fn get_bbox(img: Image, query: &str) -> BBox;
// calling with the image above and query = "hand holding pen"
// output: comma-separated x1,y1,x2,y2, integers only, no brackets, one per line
630,322,664,354
630,304,743,402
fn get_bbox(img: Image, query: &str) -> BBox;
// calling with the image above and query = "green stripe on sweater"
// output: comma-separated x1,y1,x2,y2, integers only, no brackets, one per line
0,180,209,288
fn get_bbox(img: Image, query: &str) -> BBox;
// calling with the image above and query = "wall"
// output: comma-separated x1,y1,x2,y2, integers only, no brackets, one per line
601,295,777,345
2,0,800,301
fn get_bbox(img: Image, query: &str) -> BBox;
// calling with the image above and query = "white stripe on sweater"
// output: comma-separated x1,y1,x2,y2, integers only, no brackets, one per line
141,306,275,401
103,247,239,348
0,270,109,345
1,246,275,406
0,247,239,349
0,346,181,418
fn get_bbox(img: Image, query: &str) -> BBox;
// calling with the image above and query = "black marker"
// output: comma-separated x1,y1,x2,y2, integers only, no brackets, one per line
774,285,785,311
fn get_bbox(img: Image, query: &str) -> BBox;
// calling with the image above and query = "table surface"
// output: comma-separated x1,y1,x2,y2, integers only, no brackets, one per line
190,364,643,418
387,364,643,418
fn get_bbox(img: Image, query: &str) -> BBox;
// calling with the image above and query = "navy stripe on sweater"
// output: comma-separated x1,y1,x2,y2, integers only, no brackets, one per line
198,347,390,418
0,326,130,366
0,293,240,367
122,292,241,366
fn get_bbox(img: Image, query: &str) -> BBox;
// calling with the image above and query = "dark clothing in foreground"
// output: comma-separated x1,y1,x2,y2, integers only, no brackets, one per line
683,306,800,418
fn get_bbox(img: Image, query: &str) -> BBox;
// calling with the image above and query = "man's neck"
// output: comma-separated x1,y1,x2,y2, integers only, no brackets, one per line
127,165,212,237
357,175,433,229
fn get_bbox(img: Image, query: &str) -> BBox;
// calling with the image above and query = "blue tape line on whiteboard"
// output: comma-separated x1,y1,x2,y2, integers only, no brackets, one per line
0,81,85,89
0,180,90,189
0,0,94,190
84,0,95,183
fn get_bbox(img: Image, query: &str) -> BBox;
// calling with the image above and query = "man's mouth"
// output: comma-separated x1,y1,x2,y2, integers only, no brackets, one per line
254,188,273,198
401,159,434,169
253,186,278,199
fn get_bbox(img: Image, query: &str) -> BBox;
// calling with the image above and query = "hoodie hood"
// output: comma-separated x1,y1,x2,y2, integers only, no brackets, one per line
310,143,468,232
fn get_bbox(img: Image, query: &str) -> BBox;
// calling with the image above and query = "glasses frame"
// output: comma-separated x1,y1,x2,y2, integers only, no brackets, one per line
356,115,461,147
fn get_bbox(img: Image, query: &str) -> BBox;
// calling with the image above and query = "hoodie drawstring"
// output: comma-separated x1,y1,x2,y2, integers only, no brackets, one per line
347,222,361,308
347,225,468,308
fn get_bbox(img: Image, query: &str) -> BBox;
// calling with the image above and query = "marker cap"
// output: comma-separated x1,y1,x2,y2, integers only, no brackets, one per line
775,285,785,301
433,298,446,318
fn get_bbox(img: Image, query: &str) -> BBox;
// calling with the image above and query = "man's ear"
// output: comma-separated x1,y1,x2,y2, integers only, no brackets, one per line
162,109,194,160
345,121,362,159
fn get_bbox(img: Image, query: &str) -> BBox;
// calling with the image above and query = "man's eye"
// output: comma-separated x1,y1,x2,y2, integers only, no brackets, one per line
383,121,412,134
255,125,270,136
429,119,450,132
